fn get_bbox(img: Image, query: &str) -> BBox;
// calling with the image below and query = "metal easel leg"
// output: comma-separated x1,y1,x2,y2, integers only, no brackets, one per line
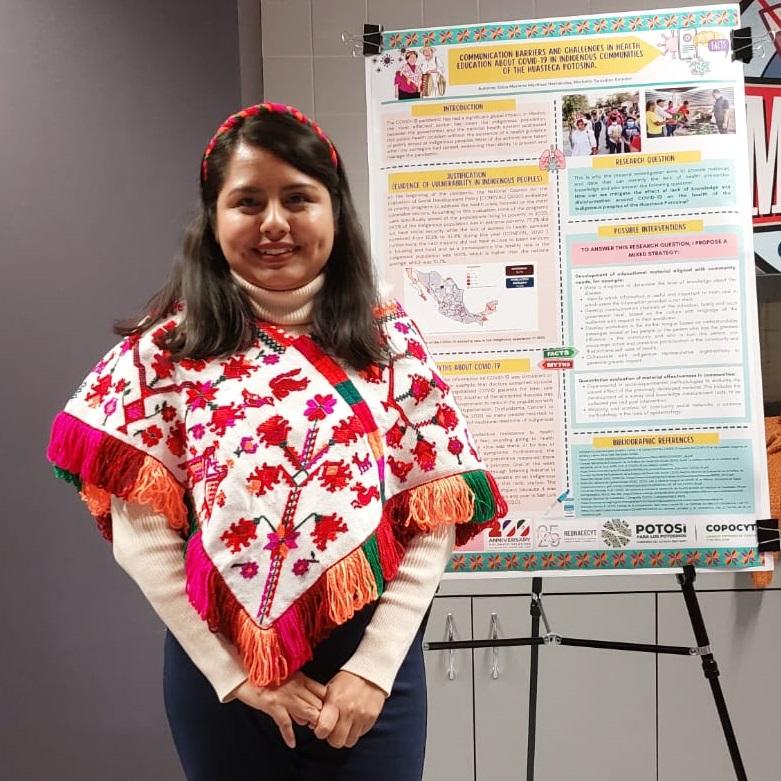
526,577,544,781
677,565,748,781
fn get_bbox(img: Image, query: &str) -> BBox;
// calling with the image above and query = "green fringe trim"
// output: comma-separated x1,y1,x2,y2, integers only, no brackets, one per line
53,465,82,491
182,493,200,559
462,470,497,522
361,534,385,597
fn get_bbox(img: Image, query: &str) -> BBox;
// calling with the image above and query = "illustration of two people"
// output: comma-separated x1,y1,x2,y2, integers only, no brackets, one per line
395,47,446,100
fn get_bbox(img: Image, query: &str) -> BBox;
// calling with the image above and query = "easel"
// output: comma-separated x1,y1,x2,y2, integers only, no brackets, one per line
426,528,780,781
427,567,743,778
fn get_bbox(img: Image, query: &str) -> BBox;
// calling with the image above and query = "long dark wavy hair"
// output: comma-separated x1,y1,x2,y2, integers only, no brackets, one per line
114,109,384,369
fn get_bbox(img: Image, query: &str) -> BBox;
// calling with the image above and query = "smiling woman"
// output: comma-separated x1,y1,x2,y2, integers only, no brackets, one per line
47,102,506,781
113,105,383,369
214,144,335,292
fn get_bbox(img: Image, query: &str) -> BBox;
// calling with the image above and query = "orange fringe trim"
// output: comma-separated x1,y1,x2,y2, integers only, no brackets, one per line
325,548,379,624
405,474,475,532
192,533,382,688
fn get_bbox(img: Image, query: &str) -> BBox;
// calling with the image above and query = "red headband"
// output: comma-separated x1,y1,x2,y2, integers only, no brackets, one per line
201,102,339,181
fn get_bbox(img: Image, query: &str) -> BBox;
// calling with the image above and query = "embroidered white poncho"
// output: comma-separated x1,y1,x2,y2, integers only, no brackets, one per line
48,300,506,685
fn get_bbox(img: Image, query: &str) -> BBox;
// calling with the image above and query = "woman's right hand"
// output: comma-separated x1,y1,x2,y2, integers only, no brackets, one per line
235,672,327,748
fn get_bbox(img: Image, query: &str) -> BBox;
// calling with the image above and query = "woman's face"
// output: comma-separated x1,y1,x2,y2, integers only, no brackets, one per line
406,52,417,64
214,142,335,291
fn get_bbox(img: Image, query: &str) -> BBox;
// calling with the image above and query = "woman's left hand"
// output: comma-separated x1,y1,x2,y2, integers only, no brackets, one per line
313,671,387,748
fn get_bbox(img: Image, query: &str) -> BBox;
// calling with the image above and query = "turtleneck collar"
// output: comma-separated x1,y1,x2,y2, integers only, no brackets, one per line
230,270,325,334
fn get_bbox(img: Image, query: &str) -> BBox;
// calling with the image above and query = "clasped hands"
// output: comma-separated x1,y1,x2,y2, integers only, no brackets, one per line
236,670,387,750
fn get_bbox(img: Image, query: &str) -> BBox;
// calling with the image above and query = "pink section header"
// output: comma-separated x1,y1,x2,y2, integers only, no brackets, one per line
570,234,738,267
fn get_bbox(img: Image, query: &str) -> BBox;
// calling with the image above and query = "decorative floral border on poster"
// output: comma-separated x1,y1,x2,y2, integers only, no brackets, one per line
384,10,738,49
447,546,759,573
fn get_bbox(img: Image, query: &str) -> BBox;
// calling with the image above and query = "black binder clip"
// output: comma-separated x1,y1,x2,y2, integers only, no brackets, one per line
757,518,780,553
731,27,753,64
363,24,383,57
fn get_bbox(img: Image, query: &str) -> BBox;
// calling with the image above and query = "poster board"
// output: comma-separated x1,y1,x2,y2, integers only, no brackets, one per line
365,4,771,577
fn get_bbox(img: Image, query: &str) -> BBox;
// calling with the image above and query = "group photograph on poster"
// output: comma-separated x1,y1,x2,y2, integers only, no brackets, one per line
563,91,642,154
645,85,737,136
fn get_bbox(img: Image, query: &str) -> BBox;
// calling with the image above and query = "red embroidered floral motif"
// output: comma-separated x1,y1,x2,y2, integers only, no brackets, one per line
388,456,413,482
151,321,176,349
264,526,300,557
447,437,463,464
86,375,112,407
166,421,187,457
247,463,283,496
292,558,310,576
140,424,164,447
209,402,246,436
269,368,310,400
161,403,178,422
304,394,337,421
408,375,431,404
221,355,257,380
179,357,208,371
237,561,259,579
318,460,351,492
151,351,174,380
186,381,218,410
221,518,258,553
332,416,363,444
256,415,291,446
237,436,258,455
434,403,459,431
406,339,426,361
413,438,437,471
310,513,348,551
385,421,405,448
114,378,129,393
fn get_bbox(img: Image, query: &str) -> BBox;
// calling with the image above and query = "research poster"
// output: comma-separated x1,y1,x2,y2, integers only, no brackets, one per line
365,5,772,576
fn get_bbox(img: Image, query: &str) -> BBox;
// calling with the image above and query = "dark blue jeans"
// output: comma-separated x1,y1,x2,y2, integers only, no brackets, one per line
163,604,428,781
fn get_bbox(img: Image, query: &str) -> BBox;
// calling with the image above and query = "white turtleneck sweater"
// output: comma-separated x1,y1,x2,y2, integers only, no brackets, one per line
110,271,454,702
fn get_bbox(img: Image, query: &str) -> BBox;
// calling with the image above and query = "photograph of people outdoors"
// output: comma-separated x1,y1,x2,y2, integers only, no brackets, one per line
562,92,641,157
644,86,735,138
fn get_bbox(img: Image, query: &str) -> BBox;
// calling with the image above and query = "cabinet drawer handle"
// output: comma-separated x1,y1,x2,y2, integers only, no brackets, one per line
446,612,456,680
489,612,500,680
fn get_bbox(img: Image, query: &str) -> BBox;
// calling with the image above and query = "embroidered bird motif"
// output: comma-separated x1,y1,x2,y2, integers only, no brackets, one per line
269,368,310,400
241,388,274,408
350,482,380,508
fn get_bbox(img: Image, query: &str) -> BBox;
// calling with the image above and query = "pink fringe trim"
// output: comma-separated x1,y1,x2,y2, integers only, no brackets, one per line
48,411,188,536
